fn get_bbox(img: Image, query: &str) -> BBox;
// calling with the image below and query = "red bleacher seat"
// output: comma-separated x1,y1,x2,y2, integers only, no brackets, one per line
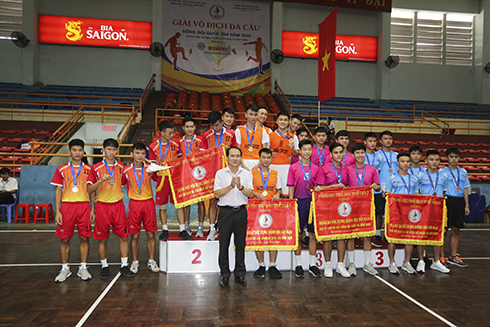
33,131,49,135
2,130,18,134
481,176,490,181
0,147,15,152
468,176,479,181
8,138,23,142
173,130,182,138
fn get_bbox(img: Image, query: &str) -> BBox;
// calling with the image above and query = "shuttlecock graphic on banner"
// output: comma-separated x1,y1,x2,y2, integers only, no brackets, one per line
203,27,236,71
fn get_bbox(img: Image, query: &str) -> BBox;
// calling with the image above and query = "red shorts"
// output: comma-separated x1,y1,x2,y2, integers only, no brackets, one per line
155,175,174,206
55,202,92,239
128,198,158,234
93,200,128,240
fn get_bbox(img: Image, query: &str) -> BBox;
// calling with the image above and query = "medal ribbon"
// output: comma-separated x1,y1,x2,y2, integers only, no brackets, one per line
342,152,347,165
449,168,460,190
382,150,393,171
214,128,224,147
331,163,343,184
133,163,144,190
103,159,115,179
356,166,366,187
245,124,256,146
299,161,311,184
276,130,291,140
366,153,372,165
399,173,412,194
158,139,170,163
70,162,83,187
427,171,439,194
316,145,325,165
259,167,270,193
183,135,196,156
409,166,421,175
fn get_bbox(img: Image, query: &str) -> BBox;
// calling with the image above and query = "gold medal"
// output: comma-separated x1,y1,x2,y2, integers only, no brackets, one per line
248,146,254,152
389,168,393,173
262,190,268,197
433,192,437,196
137,189,142,194
457,186,461,192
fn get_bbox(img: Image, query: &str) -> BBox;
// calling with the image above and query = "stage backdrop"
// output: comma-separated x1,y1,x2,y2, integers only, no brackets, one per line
162,0,270,95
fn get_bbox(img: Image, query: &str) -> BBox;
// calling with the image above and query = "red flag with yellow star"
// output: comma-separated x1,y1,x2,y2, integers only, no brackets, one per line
318,8,337,102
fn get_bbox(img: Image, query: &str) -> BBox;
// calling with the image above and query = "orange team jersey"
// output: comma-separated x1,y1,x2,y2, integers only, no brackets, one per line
178,135,204,157
148,139,180,165
236,125,267,160
122,163,156,200
87,160,124,203
202,128,237,149
252,167,279,200
51,163,92,202
270,130,294,165
263,126,273,134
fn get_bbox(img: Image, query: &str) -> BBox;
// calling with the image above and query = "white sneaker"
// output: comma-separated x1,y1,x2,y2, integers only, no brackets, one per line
430,261,450,274
416,260,426,273
147,261,160,273
55,268,72,283
185,224,192,236
363,262,379,276
389,262,399,274
207,228,217,241
336,263,351,278
324,263,333,278
196,227,204,238
130,262,139,274
347,262,357,276
401,262,416,274
77,267,92,281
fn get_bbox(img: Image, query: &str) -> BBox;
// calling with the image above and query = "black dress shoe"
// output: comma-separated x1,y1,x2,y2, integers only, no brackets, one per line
219,276,229,287
235,276,247,286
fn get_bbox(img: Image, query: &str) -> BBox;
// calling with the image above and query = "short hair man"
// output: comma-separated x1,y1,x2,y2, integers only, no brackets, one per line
0,167,18,204
222,107,236,130
328,130,355,166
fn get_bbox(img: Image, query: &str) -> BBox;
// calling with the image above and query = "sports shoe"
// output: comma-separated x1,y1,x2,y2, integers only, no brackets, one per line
196,227,204,238
179,230,193,240
401,262,416,274
77,267,92,281
430,261,450,274
416,260,426,273
448,256,468,268
185,224,192,236
309,265,321,277
440,256,448,267
268,266,282,279
120,266,136,278
100,266,111,279
55,268,72,283
371,235,383,247
294,265,304,278
254,266,266,278
347,262,357,276
207,228,217,241
130,262,139,274
159,230,169,241
336,263,351,278
324,263,333,278
363,262,379,276
389,262,399,274
147,261,160,273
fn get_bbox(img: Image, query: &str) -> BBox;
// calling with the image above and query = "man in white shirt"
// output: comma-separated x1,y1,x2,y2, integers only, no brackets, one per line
0,168,18,204
214,147,254,287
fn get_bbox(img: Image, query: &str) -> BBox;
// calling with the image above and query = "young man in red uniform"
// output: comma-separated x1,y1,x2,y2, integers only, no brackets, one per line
252,148,283,278
222,107,236,130
88,138,135,279
123,143,160,274
51,139,94,282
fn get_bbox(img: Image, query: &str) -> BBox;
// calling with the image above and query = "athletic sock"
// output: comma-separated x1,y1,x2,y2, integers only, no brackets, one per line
295,255,302,267
376,229,381,236
337,262,345,267
62,263,69,270
148,259,154,265
210,223,215,229
133,260,139,265
199,222,204,229
326,261,331,266
162,224,168,231
364,251,372,265
305,230,309,237
309,255,316,267
80,262,86,269
179,224,185,232
347,251,355,264
121,257,128,267
270,262,277,267
100,258,109,268
259,262,266,267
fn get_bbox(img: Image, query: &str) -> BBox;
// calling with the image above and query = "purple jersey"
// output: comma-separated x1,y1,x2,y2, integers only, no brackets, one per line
311,144,330,167
317,163,350,186
287,161,320,199
346,164,379,187
326,151,356,167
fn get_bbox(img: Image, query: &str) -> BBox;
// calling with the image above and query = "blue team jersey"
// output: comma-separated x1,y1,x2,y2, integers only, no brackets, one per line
374,150,399,191
408,166,426,177
441,166,470,197
365,152,376,166
417,170,445,196
386,173,419,195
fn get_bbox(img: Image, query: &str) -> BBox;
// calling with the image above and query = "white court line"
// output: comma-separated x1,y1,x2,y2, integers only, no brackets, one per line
75,272,121,327
0,263,122,267
375,276,457,327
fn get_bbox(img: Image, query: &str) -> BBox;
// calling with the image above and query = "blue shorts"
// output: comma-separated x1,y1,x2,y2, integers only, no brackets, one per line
297,197,315,234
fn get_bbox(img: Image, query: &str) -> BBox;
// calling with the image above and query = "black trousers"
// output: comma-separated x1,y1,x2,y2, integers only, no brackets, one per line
218,205,248,278
0,193,14,204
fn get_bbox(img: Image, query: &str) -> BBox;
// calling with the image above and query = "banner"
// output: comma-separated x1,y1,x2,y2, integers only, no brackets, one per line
312,186,375,241
385,193,447,246
318,8,337,102
163,146,227,209
161,0,270,95
245,199,298,251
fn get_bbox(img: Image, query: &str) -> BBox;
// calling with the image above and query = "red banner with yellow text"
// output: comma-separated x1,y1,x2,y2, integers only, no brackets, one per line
385,193,446,246
312,186,375,241
245,199,298,251
163,146,227,209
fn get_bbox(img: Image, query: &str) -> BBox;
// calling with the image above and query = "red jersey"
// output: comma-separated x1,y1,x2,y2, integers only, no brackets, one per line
87,160,124,203
51,163,92,202
177,135,205,157
201,127,237,149
148,138,180,165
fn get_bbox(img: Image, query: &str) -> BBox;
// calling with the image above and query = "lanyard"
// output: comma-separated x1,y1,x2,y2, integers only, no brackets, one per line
183,135,195,156
427,171,439,193
342,152,348,165
409,166,421,175
158,139,170,162
315,144,325,165
70,162,83,187
331,163,343,183
214,128,224,146
132,163,144,190
245,124,256,145
299,161,311,184
449,168,460,189
356,166,366,186
382,150,393,170
366,153,372,165
103,159,115,179
276,130,291,140
259,167,270,192
399,173,412,194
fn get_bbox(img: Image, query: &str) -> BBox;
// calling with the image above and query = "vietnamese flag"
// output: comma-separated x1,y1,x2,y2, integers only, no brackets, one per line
318,8,337,102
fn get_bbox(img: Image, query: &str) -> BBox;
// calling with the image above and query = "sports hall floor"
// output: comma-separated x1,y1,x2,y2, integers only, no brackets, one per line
0,221,488,327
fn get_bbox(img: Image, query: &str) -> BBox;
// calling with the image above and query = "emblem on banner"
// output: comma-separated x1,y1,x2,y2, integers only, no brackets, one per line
259,214,273,228
192,166,207,180
408,209,422,224
65,21,83,41
337,202,352,217
210,4,225,20
302,36,318,55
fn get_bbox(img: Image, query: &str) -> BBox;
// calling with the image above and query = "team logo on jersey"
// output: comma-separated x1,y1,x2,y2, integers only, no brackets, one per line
408,209,422,224
65,20,83,41
337,202,352,217
192,166,206,180
210,4,225,20
258,214,273,228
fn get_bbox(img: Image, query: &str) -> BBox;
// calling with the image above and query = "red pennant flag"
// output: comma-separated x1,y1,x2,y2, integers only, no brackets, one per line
318,8,337,102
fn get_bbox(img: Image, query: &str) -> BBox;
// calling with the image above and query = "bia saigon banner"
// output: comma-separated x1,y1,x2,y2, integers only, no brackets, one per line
385,193,446,246
245,199,298,251
162,0,270,95
312,186,376,241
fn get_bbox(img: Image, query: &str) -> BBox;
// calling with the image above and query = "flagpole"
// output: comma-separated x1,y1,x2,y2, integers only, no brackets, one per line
317,101,320,126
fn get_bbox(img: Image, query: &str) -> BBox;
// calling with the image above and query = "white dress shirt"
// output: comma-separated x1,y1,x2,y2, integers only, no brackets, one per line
214,166,253,207
1,177,18,199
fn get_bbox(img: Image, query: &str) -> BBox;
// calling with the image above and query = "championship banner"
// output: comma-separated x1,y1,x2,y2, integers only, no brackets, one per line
162,146,227,209
162,0,270,95
245,199,298,251
385,193,447,246
312,186,375,241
